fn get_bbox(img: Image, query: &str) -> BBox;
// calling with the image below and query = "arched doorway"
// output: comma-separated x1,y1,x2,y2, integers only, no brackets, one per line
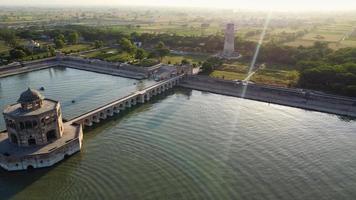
27,165,34,171
28,138,36,146
46,130,57,142
11,134,18,144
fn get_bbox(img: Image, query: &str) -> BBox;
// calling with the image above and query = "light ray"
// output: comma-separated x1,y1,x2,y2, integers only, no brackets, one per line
240,11,272,98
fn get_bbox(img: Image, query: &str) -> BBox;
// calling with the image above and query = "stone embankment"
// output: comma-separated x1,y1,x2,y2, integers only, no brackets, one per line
180,75,356,117
0,56,159,79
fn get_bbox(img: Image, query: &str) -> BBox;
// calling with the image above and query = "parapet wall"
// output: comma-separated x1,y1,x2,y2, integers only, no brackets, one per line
180,75,356,117
0,124,83,171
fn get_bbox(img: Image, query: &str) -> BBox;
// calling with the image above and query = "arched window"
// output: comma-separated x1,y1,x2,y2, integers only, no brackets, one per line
19,122,25,130
11,134,18,144
46,130,57,142
32,120,38,128
25,121,32,129
28,138,36,146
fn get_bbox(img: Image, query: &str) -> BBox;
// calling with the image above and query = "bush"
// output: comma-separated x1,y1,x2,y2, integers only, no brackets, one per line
136,58,160,67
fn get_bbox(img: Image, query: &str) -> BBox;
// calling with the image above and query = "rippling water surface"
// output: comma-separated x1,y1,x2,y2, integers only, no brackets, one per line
1,68,356,200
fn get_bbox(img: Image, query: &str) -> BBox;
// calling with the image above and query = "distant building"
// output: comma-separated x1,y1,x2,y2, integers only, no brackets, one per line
0,88,82,171
133,41,142,48
153,64,192,81
26,40,40,51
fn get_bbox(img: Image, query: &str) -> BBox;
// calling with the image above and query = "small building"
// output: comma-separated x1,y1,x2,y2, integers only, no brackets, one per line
26,40,40,51
0,88,83,171
153,65,178,81
133,41,142,48
152,64,193,81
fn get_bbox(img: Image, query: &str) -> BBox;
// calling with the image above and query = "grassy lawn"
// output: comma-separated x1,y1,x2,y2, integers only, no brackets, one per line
105,52,133,62
21,52,51,61
284,40,315,47
217,62,249,73
0,41,10,53
81,48,117,59
250,69,299,87
210,70,247,80
162,53,207,65
61,44,93,54
81,48,135,63
209,61,251,81
284,23,355,49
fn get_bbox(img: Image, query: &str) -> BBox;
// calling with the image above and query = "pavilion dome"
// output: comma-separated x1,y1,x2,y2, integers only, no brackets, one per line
17,88,44,104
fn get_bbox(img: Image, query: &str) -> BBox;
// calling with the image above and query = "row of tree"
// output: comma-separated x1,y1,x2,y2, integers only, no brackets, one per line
2,25,356,96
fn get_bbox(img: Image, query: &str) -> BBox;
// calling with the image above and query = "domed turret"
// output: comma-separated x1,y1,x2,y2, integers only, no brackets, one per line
17,88,44,110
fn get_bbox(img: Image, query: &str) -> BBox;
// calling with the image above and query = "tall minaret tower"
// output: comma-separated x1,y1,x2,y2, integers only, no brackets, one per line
223,23,235,57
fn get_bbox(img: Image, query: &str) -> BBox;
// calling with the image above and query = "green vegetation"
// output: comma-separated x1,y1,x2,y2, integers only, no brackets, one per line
162,53,206,65
67,32,79,45
201,57,223,73
60,44,92,54
1,8,356,97
0,40,10,53
208,61,249,80
251,69,299,87
210,70,247,80
133,59,160,67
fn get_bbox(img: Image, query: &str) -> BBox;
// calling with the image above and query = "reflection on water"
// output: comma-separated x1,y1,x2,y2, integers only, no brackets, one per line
1,68,356,200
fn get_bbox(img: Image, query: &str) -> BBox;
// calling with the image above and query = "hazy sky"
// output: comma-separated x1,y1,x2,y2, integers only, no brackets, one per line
2,0,356,11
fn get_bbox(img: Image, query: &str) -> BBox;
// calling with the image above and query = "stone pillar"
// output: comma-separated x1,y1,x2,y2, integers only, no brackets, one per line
119,103,125,110
126,101,131,108
114,106,120,114
145,93,150,101
92,115,100,123
99,112,107,120
139,95,145,103
132,98,137,106
107,109,114,117
84,119,93,127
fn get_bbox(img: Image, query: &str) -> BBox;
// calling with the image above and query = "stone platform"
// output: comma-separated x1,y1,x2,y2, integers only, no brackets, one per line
0,123,83,171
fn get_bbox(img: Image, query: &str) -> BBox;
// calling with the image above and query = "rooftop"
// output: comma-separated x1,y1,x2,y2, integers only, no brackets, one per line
3,99,58,117
17,88,44,104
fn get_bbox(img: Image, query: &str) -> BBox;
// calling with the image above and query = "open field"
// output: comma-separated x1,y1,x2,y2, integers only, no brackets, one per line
250,69,299,87
80,48,134,62
162,53,207,65
210,70,247,80
209,61,249,80
217,62,249,73
284,22,355,49
61,44,93,54
0,41,10,53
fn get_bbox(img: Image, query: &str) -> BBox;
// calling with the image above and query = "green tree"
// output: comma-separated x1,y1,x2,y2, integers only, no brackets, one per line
135,48,146,60
49,46,56,56
0,30,17,47
155,41,169,61
94,40,104,49
67,32,79,45
9,48,26,60
54,38,65,49
56,34,65,42
201,57,222,73
181,59,190,65
118,38,136,54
